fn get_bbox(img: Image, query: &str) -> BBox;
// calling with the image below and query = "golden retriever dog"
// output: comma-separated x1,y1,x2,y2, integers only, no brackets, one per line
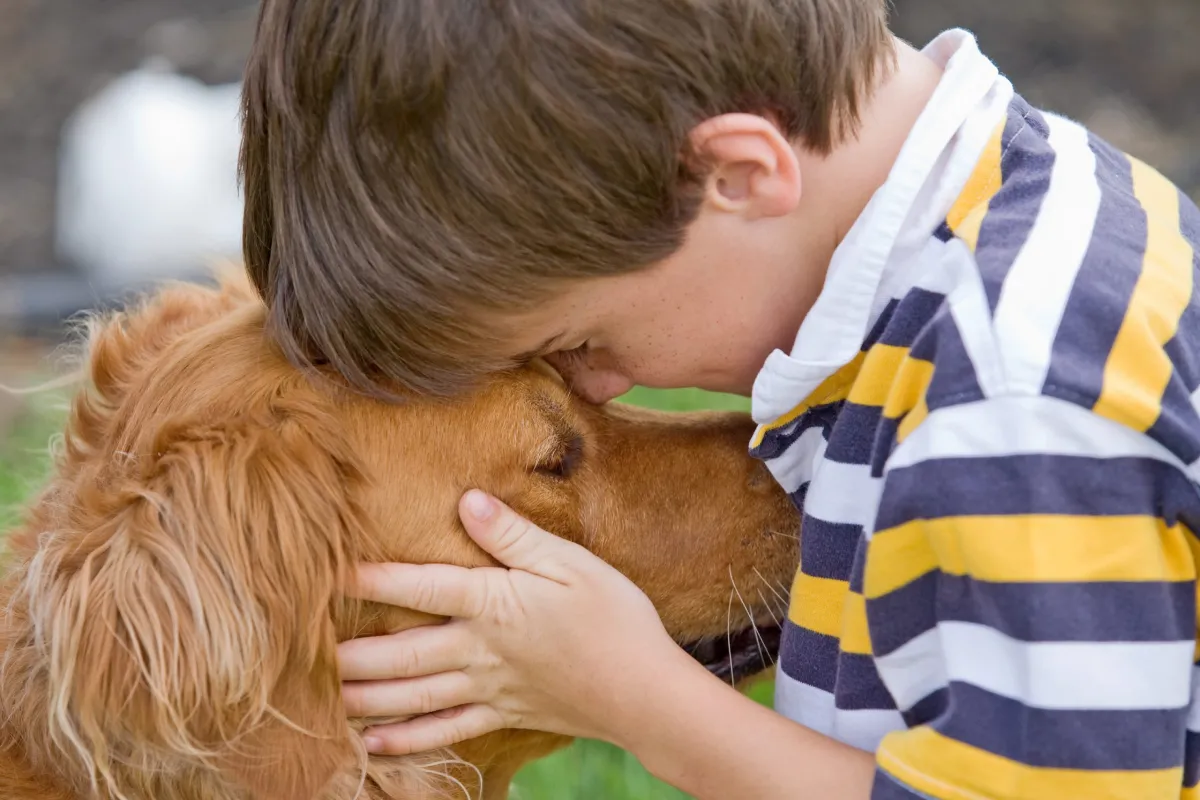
0,270,798,800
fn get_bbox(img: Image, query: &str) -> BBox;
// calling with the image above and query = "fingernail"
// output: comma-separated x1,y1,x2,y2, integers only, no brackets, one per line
363,735,384,753
463,490,494,521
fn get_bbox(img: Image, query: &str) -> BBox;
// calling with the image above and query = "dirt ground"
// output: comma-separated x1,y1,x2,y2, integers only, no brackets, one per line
0,0,1197,279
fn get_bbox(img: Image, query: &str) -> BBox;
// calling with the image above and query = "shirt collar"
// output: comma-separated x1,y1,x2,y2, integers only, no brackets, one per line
751,29,1010,425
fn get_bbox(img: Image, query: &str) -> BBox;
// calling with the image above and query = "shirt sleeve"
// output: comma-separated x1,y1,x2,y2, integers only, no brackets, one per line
864,393,1199,800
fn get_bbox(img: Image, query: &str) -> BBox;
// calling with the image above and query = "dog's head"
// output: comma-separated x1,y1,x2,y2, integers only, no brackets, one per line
0,271,798,800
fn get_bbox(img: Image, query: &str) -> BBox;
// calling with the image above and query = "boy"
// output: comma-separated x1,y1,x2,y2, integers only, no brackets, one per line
241,1,1200,797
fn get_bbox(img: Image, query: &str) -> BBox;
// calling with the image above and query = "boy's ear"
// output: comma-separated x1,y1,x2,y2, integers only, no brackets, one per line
688,113,802,217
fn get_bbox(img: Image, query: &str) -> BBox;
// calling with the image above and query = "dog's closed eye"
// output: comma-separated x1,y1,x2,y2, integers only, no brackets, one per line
536,433,584,480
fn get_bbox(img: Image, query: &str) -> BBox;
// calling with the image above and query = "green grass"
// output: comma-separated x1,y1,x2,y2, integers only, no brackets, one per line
0,384,767,799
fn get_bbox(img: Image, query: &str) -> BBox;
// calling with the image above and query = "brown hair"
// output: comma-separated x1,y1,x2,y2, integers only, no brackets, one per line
239,0,894,398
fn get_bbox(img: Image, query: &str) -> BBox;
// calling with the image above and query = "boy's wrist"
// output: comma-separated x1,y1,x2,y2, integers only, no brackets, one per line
611,648,753,788
613,649,877,800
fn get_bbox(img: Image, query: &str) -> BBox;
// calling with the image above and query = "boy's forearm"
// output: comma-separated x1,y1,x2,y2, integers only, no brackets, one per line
614,651,876,800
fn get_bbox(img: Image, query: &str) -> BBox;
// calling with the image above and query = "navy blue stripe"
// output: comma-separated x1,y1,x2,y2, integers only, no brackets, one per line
1146,379,1200,464
935,681,1187,771
864,298,901,351
870,415,901,478
1163,330,1200,397
906,325,938,364
975,102,1056,312
1159,188,1200,396
867,570,938,657
833,652,897,711
798,514,862,582
1185,728,1200,788
872,769,925,800
922,310,984,412
901,687,949,729
875,288,946,349
823,401,883,466
848,536,867,594
875,571,1195,645
1007,95,1050,142
749,401,841,461
1042,134,1145,406
874,454,1198,531
778,621,838,692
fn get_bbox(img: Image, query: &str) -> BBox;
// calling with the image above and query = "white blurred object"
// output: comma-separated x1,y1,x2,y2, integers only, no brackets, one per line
55,60,244,288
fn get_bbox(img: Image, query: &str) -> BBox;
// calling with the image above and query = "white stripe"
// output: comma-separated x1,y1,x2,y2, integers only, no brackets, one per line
887,394,1186,472
774,670,835,735
1187,665,1200,732
805,458,884,532
762,424,827,495
875,628,949,712
773,670,905,752
991,113,1103,394
945,243,1008,397
940,621,1193,710
832,707,908,753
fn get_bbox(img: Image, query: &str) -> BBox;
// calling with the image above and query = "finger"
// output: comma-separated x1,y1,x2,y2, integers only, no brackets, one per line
459,490,582,578
337,624,472,682
343,671,476,718
362,704,506,755
349,562,484,618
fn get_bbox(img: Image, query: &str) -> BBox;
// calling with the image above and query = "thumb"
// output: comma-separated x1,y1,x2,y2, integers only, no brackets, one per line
459,490,580,578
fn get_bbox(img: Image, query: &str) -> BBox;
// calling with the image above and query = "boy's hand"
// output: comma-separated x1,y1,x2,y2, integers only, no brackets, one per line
337,490,686,755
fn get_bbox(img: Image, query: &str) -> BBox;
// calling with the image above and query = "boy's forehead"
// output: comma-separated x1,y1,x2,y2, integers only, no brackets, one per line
502,280,611,357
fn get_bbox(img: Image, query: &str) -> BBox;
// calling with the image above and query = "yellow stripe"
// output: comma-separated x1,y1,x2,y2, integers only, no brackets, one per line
750,351,866,448
946,121,1006,251
1182,783,1200,800
1093,156,1195,432
844,343,934,443
848,344,908,407
883,355,935,421
840,590,872,655
896,391,928,444
878,726,1183,800
787,570,849,638
864,515,1196,599
863,519,940,599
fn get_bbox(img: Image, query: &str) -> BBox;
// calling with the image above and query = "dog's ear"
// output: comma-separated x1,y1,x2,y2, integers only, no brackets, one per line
65,270,260,468
20,402,369,800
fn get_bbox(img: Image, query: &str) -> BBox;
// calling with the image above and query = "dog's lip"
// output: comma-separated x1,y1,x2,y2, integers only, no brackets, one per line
680,621,782,684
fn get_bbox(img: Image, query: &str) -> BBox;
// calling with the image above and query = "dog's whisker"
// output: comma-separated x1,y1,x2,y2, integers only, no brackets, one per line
758,585,783,632
775,578,791,602
730,567,768,670
753,566,787,605
726,584,736,689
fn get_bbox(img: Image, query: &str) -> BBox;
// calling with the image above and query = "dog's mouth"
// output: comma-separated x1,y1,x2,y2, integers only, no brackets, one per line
681,621,782,684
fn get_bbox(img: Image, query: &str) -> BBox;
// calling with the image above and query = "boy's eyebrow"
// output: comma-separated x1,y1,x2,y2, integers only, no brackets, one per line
514,332,566,363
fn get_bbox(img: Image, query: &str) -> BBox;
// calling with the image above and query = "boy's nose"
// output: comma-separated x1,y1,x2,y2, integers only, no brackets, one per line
543,352,633,404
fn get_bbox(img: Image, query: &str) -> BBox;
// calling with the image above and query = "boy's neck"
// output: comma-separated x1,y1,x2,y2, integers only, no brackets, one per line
795,36,946,248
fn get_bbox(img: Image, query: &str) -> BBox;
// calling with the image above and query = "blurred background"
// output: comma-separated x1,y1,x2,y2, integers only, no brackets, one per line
1,1,1198,797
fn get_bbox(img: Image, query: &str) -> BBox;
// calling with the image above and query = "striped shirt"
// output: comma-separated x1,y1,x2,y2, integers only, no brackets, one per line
750,29,1200,799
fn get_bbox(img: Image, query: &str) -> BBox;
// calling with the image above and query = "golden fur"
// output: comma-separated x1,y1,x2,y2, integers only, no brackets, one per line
0,270,798,799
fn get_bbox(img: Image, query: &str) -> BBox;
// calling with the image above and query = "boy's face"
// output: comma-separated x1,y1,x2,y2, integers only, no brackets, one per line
509,114,836,404
513,220,826,403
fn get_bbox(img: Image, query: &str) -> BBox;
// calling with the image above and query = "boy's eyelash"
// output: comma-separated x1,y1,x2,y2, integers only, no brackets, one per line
558,342,590,362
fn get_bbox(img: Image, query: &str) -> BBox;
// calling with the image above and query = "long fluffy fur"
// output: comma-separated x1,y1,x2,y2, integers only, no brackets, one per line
0,272,483,799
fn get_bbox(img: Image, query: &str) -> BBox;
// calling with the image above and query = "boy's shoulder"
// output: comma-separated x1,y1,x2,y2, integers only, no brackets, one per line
927,91,1200,459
